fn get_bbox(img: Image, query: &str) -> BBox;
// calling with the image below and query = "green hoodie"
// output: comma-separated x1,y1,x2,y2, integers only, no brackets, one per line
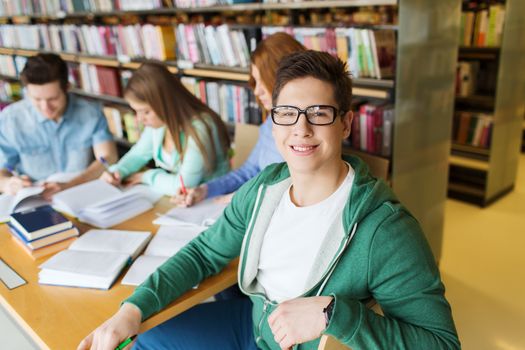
126,155,460,350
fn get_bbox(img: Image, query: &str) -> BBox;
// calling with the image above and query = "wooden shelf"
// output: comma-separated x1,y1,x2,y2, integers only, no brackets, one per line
0,47,396,94
458,48,499,60
447,181,485,197
69,88,128,105
449,155,489,171
0,1,398,20
455,95,495,110
0,74,18,81
451,143,490,157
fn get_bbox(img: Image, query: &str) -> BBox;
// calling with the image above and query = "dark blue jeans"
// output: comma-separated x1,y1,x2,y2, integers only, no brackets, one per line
133,298,258,350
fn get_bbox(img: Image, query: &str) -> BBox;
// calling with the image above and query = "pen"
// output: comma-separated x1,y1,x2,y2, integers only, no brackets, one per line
99,156,112,172
115,335,136,350
5,165,19,177
99,157,118,182
179,174,188,195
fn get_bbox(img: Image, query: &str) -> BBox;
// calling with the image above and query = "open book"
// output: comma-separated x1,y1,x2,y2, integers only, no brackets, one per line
0,187,45,222
153,199,227,227
0,171,83,222
122,225,205,286
39,229,152,289
53,180,163,228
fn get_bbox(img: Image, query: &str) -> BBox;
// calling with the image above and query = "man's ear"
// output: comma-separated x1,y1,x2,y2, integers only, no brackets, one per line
341,110,353,139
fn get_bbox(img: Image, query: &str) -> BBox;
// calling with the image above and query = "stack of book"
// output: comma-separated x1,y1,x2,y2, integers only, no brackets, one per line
8,205,79,260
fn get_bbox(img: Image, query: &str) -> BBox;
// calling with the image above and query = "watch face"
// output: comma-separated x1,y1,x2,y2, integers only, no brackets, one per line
324,298,335,323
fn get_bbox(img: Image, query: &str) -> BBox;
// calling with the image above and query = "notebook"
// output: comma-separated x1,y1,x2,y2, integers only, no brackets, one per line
9,205,73,241
153,199,227,227
121,225,205,286
52,180,163,228
38,229,152,290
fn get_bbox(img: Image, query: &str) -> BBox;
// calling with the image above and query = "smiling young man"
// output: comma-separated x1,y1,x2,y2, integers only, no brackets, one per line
0,53,117,198
79,50,459,350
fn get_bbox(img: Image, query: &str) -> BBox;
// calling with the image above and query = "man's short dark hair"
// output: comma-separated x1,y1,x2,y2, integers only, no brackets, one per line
20,53,69,91
272,50,353,113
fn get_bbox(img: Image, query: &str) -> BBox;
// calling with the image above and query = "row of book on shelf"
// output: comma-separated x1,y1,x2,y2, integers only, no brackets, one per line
0,23,177,61
459,1,505,47
0,52,263,130
455,58,498,99
0,80,22,106
346,101,395,157
0,23,397,79
453,111,493,149
0,0,258,16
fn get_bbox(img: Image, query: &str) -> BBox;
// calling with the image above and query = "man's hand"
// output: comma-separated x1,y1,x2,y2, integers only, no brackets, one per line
77,303,142,350
2,175,33,195
41,182,69,200
268,296,333,350
170,184,208,207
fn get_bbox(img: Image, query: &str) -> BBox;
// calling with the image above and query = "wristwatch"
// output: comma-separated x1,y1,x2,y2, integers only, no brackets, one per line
323,298,335,327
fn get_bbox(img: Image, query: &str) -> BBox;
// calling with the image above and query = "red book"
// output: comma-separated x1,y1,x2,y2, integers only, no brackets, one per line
96,67,122,97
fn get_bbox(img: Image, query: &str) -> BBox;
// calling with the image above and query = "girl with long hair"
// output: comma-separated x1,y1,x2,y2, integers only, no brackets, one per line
101,62,230,195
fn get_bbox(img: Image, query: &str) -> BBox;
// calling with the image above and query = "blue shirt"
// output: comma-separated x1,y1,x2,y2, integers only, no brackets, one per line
206,117,283,198
0,93,113,181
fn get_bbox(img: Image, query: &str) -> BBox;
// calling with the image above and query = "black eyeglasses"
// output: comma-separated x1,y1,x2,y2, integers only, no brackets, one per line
271,105,342,126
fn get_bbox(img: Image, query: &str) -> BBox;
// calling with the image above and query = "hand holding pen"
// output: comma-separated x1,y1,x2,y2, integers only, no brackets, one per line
2,165,32,195
99,157,121,186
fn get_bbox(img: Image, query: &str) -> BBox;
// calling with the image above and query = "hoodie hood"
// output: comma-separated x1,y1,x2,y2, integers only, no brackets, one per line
257,154,400,233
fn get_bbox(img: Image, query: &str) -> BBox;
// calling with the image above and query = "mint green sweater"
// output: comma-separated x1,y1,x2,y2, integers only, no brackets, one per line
110,117,229,196
126,155,460,349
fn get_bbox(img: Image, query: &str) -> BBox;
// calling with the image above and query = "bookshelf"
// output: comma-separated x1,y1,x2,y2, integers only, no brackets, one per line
449,0,525,206
0,0,463,261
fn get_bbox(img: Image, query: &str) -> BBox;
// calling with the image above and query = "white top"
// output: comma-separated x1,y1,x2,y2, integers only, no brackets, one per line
257,163,354,302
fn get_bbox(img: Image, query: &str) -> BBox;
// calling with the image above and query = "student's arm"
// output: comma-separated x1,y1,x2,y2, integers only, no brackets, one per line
42,140,118,199
205,121,270,198
0,169,32,195
267,212,460,350
77,303,142,350
78,171,254,350
323,212,460,350
141,124,218,196
125,173,252,319
108,128,155,180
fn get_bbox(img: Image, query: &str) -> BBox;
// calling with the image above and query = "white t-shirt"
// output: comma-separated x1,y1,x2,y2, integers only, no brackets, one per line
257,163,354,302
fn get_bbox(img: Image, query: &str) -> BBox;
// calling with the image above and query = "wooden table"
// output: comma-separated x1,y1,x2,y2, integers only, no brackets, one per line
0,198,238,350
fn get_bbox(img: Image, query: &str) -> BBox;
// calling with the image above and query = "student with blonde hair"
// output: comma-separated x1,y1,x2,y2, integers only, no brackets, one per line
172,32,306,206
101,62,230,195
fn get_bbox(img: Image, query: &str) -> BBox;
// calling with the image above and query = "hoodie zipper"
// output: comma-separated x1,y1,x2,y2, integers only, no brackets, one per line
255,298,272,345
315,222,358,296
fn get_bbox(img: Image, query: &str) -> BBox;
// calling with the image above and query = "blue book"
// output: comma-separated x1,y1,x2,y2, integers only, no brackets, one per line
10,205,73,241
8,223,79,250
